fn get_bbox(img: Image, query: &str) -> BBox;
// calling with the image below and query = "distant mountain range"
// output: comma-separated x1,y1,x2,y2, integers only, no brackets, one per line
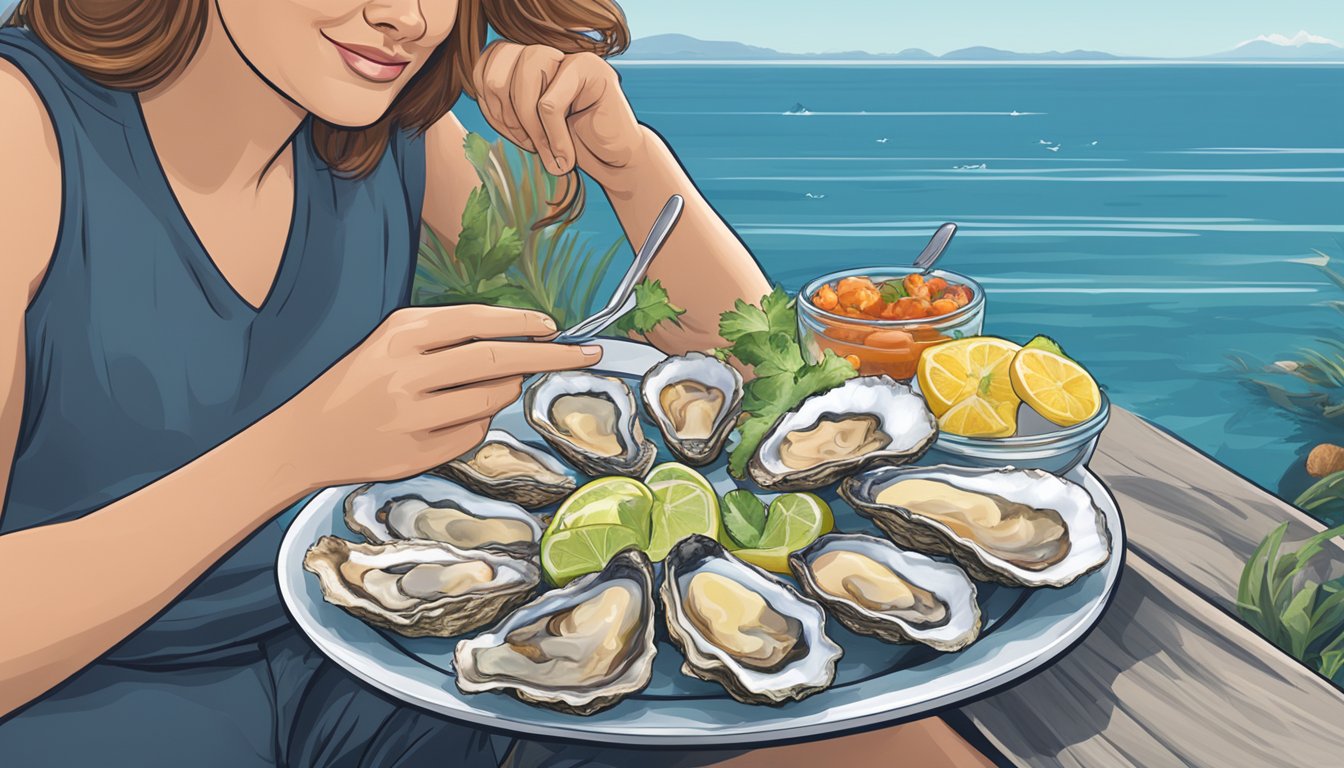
619,31,1344,62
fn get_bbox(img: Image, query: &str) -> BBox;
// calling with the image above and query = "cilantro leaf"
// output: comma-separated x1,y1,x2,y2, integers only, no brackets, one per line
719,298,773,343
879,279,908,304
759,286,796,334
729,413,778,478
611,279,685,337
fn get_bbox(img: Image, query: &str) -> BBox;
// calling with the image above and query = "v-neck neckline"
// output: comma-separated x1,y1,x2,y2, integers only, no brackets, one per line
129,96,311,318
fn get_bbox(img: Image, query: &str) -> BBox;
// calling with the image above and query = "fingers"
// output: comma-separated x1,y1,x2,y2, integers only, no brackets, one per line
474,42,531,149
422,376,525,430
509,46,564,174
425,340,602,389
391,305,557,353
537,56,600,175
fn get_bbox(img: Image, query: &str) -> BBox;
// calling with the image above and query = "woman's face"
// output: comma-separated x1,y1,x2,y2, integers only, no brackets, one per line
216,0,460,126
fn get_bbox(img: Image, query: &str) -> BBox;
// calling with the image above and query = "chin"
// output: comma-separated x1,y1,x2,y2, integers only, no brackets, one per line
300,84,400,129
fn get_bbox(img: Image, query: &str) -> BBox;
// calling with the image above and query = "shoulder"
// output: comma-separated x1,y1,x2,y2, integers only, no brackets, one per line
0,58,62,307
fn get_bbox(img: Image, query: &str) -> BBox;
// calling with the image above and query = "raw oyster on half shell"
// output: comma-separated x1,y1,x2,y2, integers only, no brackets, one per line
660,535,841,705
304,536,539,637
344,475,542,556
433,430,578,509
748,376,938,491
841,465,1111,588
454,548,658,716
789,532,981,651
524,371,657,478
640,352,744,466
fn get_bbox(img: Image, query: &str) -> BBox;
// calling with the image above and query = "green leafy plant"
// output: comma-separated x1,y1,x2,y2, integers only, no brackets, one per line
1231,249,1344,426
414,133,625,328
610,279,686,339
1238,522,1344,682
716,286,858,477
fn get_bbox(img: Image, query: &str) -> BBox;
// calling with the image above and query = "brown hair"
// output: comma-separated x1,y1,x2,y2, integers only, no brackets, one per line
5,0,629,221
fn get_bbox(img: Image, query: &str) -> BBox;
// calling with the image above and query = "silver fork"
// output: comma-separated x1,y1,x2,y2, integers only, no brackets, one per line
554,194,685,344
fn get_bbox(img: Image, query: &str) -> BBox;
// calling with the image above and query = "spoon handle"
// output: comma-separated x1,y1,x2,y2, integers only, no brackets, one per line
914,222,958,274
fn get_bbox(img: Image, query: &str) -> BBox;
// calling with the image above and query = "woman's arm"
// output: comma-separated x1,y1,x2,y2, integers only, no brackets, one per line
438,45,770,355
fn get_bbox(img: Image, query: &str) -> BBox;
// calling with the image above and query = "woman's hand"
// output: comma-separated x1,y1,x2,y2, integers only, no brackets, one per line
472,42,645,189
273,305,601,488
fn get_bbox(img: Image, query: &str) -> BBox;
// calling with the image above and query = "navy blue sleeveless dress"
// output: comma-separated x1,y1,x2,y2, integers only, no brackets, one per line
0,26,505,767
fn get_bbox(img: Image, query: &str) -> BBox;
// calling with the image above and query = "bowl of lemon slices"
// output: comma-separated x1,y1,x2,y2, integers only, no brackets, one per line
912,334,1109,475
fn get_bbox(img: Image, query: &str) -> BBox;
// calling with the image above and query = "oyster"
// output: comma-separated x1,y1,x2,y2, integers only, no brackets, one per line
748,376,937,491
433,430,578,509
524,371,657,478
304,536,539,638
841,465,1112,588
641,353,744,466
789,533,981,651
661,535,841,705
344,475,542,556
454,548,658,716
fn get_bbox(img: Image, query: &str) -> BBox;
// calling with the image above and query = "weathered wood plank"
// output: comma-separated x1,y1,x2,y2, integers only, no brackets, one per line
1090,407,1344,611
961,554,1344,767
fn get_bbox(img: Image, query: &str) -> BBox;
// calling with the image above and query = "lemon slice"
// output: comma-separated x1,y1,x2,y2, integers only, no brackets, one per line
550,477,653,533
917,336,1022,418
1010,347,1101,427
938,395,1017,438
646,478,720,561
541,524,645,586
733,493,834,573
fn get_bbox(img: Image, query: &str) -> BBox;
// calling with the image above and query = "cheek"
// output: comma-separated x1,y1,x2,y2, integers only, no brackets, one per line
422,0,460,47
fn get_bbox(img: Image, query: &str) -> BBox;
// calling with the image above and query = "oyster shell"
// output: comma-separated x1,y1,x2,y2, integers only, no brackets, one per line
303,536,539,638
789,532,981,651
748,376,938,491
661,535,841,705
640,353,744,466
841,465,1112,588
524,371,657,478
344,475,542,556
454,548,658,716
433,430,578,509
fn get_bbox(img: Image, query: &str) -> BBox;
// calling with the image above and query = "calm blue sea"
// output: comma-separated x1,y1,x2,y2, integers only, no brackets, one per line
462,64,1344,502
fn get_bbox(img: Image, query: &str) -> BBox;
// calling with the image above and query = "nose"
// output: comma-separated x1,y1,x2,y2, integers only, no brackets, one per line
363,0,428,44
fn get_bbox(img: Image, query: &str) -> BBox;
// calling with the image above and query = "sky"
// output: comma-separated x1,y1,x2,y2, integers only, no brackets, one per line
616,0,1344,58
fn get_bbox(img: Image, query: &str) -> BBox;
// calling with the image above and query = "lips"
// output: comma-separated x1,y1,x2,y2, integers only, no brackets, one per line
324,34,410,83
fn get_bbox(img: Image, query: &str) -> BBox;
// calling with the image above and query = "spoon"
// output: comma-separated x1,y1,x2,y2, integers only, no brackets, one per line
912,222,958,274
555,194,685,344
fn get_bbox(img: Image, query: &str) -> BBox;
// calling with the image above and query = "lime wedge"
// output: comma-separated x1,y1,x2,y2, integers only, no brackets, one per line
646,462,715,497
540,524,645,586
550,477,653,533
646,478,721,561
758,492,834,548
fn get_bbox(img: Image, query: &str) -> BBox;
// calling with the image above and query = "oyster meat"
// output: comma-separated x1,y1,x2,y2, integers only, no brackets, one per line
661,535,841,705
524,371,657,478
304,536,539,637
641,353,744,466
749,376,937,491
454,548,658,716
434,430,578,509
344,475,542,556
789,533,981,651
841,465,1112,588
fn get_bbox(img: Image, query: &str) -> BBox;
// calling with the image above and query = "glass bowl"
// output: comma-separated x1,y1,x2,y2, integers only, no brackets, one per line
919,391,1111,475
798,267,986,380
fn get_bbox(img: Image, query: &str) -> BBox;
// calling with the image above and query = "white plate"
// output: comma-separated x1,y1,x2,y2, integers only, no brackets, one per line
278,339,1125,747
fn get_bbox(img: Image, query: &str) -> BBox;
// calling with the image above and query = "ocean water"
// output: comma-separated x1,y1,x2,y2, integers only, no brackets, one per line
462,64,1344,502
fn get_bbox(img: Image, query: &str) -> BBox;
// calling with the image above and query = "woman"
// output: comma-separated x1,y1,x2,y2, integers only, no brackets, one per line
0,1,993,765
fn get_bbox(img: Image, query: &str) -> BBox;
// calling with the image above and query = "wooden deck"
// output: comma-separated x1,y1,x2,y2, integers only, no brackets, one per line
959,407,1344,766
